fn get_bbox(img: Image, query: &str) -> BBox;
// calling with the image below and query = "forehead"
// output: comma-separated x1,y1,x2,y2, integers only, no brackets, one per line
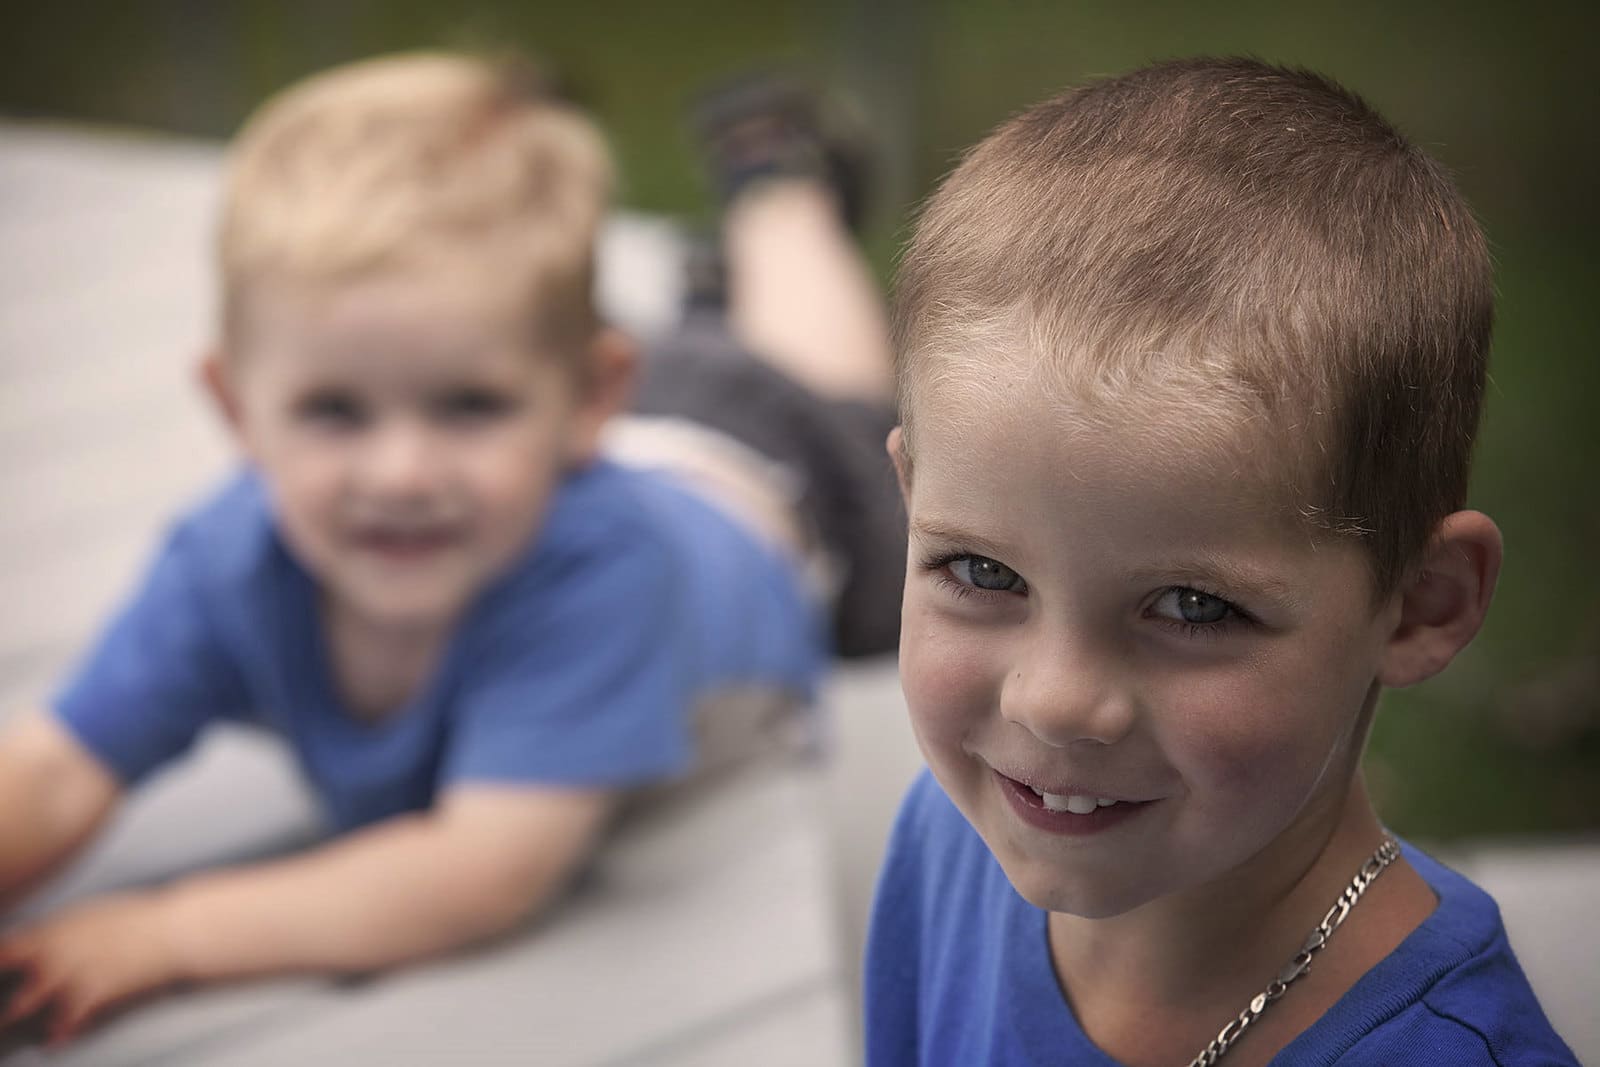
241,265,530,342
228,268,576,387
903,362,1318,561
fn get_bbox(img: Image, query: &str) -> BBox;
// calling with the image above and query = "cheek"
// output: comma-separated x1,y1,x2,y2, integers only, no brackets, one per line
461,429,567,547
476,446,552,506
1155,645,1370,799
898,589,1004,748
255,438,345,522
255,454,348,576
1165,688,1306,798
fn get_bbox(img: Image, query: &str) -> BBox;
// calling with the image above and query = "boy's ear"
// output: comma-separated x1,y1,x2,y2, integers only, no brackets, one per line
887,426,912,506
567,326,637,462
1377,510,1503,688
197,347,246,440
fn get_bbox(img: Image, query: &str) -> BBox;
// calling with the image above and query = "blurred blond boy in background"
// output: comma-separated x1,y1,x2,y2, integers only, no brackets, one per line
0,52,900,1045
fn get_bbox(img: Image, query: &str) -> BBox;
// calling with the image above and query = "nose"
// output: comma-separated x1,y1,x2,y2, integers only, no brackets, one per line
358,419,441,502
999,621,1135,748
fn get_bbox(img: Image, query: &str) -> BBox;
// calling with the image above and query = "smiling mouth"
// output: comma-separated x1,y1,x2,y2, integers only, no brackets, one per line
993,770,1156,835
354,527,460,558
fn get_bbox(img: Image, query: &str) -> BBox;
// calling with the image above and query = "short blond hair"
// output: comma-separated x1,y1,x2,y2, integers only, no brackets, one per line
219,52,612,358
893,58,1493,596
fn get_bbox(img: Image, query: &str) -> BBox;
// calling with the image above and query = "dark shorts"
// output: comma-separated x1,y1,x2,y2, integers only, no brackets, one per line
633,312,905,658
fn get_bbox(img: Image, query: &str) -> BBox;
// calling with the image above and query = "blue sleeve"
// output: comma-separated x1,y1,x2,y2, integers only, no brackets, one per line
441,521,698,790
52,529,249,785
1344,952,1583,1066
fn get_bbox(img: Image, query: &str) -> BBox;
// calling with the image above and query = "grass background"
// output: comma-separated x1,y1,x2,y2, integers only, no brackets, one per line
3,0,1595,840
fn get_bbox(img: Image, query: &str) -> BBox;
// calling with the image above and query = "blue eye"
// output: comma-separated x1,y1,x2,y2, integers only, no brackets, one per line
948,555,1026,593
1151,586,1240,628
295,391,365,428
433,387,517,423
1176,589,1229,623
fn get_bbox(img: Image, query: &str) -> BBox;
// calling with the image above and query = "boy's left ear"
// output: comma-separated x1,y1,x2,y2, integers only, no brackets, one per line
567,326,637,462
1377,510,1503,688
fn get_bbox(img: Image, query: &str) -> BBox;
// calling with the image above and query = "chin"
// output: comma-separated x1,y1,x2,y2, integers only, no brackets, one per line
993,847,1153,919
342,582,472,629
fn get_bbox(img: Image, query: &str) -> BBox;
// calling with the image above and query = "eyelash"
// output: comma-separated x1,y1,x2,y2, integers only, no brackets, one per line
295,393,365,428
919,551,1254,639
434,389,517,421
920,551,1020,603
1151,584,1252,641
292,390,517,428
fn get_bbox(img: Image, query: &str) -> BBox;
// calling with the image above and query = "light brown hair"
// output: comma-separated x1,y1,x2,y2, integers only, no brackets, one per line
218,52,612,361
893,57,1493,595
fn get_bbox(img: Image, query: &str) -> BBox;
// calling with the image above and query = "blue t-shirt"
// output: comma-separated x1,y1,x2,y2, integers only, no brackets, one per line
865,770,1578,1067
54,460,824,831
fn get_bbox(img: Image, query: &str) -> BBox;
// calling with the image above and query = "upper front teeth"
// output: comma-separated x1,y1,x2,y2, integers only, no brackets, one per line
1035,789,1118,814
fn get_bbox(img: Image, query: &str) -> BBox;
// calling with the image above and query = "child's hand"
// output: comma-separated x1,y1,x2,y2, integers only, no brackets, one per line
0,892,179,1047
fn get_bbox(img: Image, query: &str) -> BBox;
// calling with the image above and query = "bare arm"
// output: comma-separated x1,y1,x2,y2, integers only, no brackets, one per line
0,712,121,914
156,784,614,980
0,783,613,1041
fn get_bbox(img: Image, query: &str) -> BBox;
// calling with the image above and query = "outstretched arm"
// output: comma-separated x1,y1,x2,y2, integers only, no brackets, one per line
0,711,121,915
0,784,613,1044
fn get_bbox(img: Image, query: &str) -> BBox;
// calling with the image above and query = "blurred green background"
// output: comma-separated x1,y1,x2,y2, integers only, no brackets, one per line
4,0,1595,840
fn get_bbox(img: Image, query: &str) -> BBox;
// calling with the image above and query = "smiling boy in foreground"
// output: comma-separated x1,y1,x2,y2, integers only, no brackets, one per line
865,57,1576,1065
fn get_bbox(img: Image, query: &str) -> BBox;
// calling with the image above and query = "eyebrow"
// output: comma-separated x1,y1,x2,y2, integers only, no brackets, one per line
1124,556,1300,604
908,519,1013,561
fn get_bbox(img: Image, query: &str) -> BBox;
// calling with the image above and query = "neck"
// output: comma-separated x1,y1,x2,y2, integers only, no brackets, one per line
322,597,454,720
1051,776,1371,991
1049,775,1431,1066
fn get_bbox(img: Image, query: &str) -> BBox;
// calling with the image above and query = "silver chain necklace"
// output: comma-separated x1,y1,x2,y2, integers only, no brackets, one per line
1185,836,1401,1067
